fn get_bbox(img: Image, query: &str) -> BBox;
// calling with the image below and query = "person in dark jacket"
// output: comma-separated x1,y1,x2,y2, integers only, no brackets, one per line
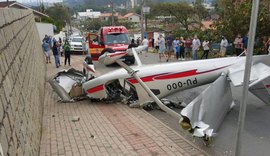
52,41,60,68
128,39,138,49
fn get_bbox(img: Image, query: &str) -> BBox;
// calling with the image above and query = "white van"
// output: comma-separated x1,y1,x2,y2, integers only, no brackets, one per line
69,36,83,52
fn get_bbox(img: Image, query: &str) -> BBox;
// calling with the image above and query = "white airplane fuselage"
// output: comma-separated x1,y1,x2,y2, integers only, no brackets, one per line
82,55,270,104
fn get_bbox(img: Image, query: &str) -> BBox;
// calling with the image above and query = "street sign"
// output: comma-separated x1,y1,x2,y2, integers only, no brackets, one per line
143,6,150,14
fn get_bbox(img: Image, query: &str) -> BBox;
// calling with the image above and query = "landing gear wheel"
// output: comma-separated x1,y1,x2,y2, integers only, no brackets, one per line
203,136,212,146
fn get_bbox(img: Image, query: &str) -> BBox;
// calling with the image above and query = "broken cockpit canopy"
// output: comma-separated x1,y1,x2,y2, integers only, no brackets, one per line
49,68,85,102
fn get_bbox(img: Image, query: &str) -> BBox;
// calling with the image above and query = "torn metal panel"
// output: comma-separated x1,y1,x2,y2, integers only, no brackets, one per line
49,68,85,102
180,74,234,139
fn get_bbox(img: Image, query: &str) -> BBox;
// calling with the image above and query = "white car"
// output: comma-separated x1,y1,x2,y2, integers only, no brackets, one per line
69,36,83,52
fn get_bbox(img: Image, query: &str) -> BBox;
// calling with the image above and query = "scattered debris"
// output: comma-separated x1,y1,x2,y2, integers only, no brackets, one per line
143,98,186,111
90,134,95,139
71,116,80,122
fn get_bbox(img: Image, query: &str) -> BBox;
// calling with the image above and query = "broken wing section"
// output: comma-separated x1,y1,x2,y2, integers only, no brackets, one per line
249,75,270,105
229,63,270,87
229,63,270,105
180,74,234,139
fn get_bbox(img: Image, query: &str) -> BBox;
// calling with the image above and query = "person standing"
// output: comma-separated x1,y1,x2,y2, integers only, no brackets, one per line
192,35,201,60
201,39,210,59
155,37,160,53
151,37,155,48
166,32,173,62
82,39,87,55
220,36,228,57
52,41,60,68
136,37,141,45
172,38,179,59
234,35,243,56
179,37,185,60
141,36,149,55
242,34,248,52
42,40,51,64
128,39,138,49
184,37,192,59
158,34,166,62
63,40,71,66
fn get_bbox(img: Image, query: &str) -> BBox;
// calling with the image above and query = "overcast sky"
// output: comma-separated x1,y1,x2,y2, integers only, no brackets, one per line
0,0,62,3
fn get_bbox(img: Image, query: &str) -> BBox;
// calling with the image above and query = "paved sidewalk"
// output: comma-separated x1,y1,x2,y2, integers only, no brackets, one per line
39,55,208,156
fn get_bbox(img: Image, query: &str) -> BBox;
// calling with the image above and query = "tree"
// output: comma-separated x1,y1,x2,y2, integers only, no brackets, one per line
151,2,202,32
46,4,71,31
213,0,270,43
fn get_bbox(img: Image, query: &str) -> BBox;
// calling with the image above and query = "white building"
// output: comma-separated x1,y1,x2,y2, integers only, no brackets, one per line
124,13,140,23
77,9,101,21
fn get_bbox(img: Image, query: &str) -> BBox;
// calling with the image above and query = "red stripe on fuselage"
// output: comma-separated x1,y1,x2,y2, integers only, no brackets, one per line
127,65,230,84
266,85,270,88
87,85,104,93
127,73,168,84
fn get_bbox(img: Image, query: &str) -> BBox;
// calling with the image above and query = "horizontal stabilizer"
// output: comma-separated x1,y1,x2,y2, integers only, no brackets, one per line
249,74,270,105
180,73,234,138
229,63,270,87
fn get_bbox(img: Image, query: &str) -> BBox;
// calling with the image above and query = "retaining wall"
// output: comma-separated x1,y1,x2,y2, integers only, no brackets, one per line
0,9,46,156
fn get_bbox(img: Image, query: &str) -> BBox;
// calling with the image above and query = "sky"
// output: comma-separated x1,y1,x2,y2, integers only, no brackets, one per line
0,0,63,3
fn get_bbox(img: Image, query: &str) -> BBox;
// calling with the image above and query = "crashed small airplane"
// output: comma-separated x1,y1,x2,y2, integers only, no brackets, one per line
50,46,270,144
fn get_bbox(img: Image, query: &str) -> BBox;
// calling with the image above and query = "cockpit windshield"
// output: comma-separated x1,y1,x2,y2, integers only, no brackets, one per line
104,33,130,45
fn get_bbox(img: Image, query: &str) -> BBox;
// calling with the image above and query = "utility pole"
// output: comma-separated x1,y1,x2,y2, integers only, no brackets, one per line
140,0,145,41
235,0,260,156
109,0,114,26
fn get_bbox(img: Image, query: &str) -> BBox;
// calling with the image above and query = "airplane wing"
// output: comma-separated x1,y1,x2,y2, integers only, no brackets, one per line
180,73,234,141
229,62,270,105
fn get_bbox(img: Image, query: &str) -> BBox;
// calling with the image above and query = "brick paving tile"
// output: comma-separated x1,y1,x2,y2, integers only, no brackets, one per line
39,55,209,156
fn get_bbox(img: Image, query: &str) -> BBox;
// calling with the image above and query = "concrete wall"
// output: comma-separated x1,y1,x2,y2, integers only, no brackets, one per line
0,9,46,156
36,22,54,43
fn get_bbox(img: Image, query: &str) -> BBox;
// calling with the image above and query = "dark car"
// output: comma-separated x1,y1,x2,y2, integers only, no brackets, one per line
211,43,233,56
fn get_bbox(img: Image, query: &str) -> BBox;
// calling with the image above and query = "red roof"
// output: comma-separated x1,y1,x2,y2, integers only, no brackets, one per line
123,13,140,18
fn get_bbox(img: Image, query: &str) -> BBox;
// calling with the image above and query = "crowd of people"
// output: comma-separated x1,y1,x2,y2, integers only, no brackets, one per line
41,35,72,68
138,32,270,62
42,32,270,67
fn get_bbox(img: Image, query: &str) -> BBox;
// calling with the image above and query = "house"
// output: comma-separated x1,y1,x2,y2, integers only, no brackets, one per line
99,12,120,21
77,9,101,21
0,1,49,21
123,13,140,23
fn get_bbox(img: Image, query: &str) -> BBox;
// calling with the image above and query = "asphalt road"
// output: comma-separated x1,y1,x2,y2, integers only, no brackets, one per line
92,51,270,156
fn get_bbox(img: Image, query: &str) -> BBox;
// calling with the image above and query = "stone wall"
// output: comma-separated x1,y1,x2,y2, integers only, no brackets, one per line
0,9,46,156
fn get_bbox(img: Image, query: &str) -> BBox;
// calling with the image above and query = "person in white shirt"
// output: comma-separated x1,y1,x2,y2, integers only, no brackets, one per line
220,36,228,57
172,38,179,59
192,35,201,60
201,39,210,59
141,37,149,55
158,34,166,62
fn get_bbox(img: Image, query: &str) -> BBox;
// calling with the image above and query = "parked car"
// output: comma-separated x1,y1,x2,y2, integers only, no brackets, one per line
69,36,83,52
211,43,233,56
